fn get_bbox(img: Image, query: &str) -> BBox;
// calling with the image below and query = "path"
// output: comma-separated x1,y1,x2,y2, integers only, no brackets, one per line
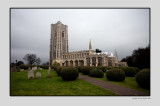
79,74,150,96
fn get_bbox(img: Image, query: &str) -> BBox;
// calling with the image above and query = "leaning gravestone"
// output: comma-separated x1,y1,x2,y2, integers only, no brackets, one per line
28,70,34,79
36,72,41,78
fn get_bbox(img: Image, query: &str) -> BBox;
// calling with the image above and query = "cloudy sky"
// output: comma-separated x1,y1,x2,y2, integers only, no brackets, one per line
11,9,149,64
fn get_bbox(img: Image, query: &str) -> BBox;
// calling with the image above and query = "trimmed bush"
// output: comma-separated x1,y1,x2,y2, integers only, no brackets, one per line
96,66,107,72
60,67,79,81
81,66,95,75
56,66,63,76
89,68,104,78
120,67,138,77
106,68,125,81
135,69,150,89
50,61,60,71
76,66,84,73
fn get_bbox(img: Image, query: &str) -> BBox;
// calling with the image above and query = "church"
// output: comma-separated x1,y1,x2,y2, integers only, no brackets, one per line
49,21,127,67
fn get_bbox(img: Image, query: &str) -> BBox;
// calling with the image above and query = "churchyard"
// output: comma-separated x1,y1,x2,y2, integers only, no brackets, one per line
10,66,150,96
10,68,117,96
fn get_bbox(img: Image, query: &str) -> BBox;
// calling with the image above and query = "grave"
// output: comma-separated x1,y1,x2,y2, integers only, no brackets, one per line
36,72,41,78
20,69,24,72
28,70,34,79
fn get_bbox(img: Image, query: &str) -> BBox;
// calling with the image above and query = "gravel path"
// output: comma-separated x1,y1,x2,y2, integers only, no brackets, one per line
79,74,150,96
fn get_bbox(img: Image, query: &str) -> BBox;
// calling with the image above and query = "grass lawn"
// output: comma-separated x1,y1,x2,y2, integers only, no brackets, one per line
10,69,118,96
80,73,150,93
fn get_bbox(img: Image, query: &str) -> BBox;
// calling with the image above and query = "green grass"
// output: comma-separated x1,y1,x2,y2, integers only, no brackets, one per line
80,73,150,93
10,69,118,96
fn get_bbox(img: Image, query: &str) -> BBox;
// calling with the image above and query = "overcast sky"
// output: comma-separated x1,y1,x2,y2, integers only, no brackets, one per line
11,9,149,64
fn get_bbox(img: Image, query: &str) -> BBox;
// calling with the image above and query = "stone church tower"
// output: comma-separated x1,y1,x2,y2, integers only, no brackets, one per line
49,21,127,67
49,21,68,65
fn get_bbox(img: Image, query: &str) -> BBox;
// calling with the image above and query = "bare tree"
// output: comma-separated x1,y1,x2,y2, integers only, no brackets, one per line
23,54,41,65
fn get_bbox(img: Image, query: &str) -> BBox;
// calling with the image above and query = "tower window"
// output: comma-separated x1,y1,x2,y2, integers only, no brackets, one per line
62,31,64,37
55,32,57,37
54,46,56,50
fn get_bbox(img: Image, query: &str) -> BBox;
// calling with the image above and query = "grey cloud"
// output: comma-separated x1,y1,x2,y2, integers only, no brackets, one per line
11,9,149,64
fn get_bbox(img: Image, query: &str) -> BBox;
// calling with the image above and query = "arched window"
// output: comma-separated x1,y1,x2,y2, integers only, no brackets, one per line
62,31,64,37
108,60,112,66
55,32,57,37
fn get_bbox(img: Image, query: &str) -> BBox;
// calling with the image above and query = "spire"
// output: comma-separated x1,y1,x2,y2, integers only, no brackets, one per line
114,49,119,63
89,39,92,50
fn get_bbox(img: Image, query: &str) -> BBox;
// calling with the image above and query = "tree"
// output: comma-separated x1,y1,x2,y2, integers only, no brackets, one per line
121,45,150,69
23,54,41,65
95,49,102,53
16,61,24,66
42,61,49,65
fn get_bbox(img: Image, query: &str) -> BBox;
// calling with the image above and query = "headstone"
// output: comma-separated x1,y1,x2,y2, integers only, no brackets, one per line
28,70,34,79
36,72,41,78
16,66,20,72
47,70,51,78
11,66,17,72
37,67,40,70
20,69,24,72
49,67,51,70
32,67,35,70
28,67,31,70
35,66,37,70
39,68,42,70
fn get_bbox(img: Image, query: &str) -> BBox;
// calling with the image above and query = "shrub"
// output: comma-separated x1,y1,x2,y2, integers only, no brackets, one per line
105,66,117,71
19,64,28,70
50,61,60,71
135,69,150,89
106,68,125,81
81,66,95,75
120,67,138,77
89,68,104,78
36,65,48,69
96,66,107,72
56,66,63,76
76,66,84,73
60,67,79,81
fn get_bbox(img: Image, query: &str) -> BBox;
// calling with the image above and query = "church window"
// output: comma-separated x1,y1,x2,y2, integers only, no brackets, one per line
55,32,57,37
62,31,64,37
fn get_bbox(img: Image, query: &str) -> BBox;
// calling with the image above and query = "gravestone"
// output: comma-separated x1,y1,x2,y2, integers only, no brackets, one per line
36,72,41,78
20,69,24,72
49,67,51,70
35,66,37,70
32,67,35,70
38,67,40,70
39,68,42,70
28,67,31,70
16,66,20,72
28,70,34,79
47,70,51,78
11,66,17,72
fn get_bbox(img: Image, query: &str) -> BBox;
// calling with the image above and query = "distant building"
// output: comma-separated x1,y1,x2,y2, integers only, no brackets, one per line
49,21,127,67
